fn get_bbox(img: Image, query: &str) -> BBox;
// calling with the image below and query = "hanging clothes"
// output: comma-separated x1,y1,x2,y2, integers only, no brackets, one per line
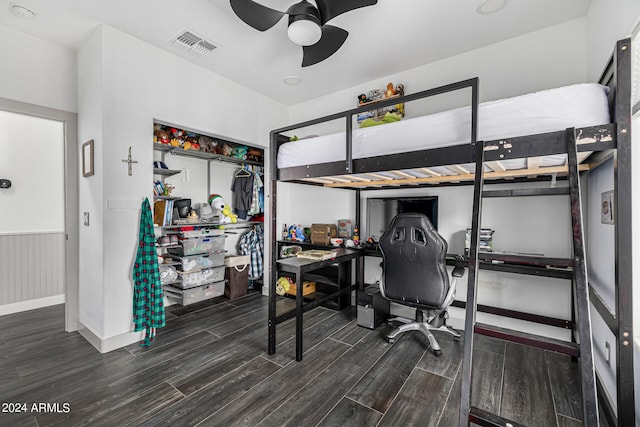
231,167,254,220
239,225,264,279
133,198,165,346
248,167,263,216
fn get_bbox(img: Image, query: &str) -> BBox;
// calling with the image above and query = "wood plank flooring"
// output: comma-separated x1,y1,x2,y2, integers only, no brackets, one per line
0,294,587,426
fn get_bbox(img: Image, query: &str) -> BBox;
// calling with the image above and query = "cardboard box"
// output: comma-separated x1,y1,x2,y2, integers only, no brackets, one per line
286,281,316,296
311,223,337,245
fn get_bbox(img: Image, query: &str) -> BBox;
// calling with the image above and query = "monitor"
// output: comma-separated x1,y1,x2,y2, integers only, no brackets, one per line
366,196,438,240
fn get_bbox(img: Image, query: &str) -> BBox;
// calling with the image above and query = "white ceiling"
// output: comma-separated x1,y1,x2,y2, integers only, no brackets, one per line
0,0,591,105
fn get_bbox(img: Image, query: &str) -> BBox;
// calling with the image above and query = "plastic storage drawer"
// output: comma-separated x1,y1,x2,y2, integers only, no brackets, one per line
169,235,226,256
174,252,226,272
181,228,224,239
175,266,225,289
164,281,225,305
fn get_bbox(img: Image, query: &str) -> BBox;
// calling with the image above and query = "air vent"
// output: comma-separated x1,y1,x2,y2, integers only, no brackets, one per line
170,30,217,57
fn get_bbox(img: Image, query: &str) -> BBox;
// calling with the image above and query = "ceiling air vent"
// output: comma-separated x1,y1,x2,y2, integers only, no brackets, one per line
170,30,217,57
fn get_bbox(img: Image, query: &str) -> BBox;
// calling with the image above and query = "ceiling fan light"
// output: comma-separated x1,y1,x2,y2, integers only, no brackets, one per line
288,18,322,46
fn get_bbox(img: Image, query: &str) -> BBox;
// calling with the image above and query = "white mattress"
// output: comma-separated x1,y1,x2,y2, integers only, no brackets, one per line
277,83,611,170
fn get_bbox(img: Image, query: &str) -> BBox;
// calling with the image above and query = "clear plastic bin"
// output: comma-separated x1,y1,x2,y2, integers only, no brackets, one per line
181,228,224,239
169,235,226,256
175,252,225,272
164,281,225,305
175,266,225,289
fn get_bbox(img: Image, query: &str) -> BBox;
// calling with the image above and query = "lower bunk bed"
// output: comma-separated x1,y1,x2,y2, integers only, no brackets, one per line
268,38,633,427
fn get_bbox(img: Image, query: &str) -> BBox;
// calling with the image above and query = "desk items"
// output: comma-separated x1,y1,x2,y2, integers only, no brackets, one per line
296,249,338,261
310,223,338,245
465,227,494,256
357,285,390,329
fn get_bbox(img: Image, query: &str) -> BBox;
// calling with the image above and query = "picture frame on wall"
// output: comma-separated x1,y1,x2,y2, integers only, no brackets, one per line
601,190,614,225
82,139,94,177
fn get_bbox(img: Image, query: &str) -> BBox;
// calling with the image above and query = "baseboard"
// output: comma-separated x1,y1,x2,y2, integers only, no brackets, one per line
77,321,144,353
0,294,65,316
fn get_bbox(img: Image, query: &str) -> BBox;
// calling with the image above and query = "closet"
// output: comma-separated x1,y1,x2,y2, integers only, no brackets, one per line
152,121,264,305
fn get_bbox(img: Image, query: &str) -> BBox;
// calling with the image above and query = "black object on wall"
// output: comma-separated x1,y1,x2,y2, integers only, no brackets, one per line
0,179,11,189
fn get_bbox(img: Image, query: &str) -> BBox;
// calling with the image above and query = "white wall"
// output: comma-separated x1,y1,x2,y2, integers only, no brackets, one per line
77,27,106,338
0,111,65,234
0,25,77,113
77,24,288,348
586,0,640,82
290,18,588,125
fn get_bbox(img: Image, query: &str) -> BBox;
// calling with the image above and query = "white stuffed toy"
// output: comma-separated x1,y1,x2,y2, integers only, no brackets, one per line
208,194,238,224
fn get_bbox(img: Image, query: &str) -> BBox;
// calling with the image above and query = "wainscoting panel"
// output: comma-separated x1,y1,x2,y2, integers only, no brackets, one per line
0,232,65,306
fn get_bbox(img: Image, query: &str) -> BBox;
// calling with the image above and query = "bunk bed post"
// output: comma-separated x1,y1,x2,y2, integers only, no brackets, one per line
346,112,353,174
459,77,480,427
612,38,634,427
566,127,599,426
459,140,484,427
268,130,278,355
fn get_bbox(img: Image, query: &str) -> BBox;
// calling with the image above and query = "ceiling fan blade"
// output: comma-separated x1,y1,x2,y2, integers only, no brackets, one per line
301,25,348,67
315,0,377,24
230,0,285,31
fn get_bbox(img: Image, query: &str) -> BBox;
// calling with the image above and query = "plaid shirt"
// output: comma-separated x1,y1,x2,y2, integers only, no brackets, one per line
239,225,264,279
133,198,165,346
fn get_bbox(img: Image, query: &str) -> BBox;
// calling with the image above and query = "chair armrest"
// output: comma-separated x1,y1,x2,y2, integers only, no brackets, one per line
452,266,465,278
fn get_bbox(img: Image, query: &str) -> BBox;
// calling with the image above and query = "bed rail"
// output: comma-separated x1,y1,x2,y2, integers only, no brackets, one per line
270,78,479,182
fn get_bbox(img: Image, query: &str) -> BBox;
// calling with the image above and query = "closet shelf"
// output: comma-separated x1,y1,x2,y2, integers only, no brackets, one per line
159,221,263,230
153,144,263,167
153,167,182,177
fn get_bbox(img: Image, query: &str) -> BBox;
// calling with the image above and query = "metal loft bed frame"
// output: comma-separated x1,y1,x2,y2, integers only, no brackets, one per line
268,38,633,426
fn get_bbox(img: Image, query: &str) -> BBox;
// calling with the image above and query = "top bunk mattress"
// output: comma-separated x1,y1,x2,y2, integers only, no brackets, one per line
277,83,611,169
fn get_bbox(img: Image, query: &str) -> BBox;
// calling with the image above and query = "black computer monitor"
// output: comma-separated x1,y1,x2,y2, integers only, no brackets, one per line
366,196,438,240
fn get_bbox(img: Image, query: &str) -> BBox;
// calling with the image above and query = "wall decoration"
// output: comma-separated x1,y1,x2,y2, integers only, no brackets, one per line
122,146,138,176
356,82,405,128
82,139,94,177
601,190,614,224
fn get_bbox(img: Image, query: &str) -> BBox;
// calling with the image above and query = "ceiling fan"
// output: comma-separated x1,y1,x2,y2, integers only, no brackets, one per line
230,0,378,67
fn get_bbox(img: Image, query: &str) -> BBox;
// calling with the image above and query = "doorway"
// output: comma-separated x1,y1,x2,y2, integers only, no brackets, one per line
0,97,78,331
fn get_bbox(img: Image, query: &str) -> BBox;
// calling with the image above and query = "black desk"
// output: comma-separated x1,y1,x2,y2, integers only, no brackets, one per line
268,248,364,361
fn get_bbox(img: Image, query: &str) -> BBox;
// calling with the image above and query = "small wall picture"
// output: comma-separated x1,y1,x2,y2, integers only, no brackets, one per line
601,190,614,225
82,139,94,177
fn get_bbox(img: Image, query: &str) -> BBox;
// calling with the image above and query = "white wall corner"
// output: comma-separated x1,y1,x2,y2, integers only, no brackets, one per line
77,320,144,353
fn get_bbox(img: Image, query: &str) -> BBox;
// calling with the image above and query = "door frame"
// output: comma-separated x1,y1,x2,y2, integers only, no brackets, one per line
0,96,79,331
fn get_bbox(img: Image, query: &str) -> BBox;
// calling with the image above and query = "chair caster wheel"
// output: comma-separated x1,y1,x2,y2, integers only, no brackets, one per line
433,349,442,357
453,335,461,342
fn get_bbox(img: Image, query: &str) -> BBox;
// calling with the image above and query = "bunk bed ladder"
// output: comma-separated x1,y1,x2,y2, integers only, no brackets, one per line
458,129,599,427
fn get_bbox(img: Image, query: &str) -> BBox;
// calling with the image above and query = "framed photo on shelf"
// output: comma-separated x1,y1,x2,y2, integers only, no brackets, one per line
82,139,94,177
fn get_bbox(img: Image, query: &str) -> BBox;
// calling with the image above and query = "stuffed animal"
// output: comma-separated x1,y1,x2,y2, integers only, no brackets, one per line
275,277,292,296
208,194,238,224
221,143,233,156
232,145,248,160
287,224,306,242
198,136,217,153
154,130,170,145
246,148,263,163
183,133,198,151
385,82,396,98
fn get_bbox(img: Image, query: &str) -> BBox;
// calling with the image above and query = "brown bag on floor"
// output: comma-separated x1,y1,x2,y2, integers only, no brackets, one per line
225,264,249,300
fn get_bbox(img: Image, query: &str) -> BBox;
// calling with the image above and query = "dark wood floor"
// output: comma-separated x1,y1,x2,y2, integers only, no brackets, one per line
0,294,586,426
